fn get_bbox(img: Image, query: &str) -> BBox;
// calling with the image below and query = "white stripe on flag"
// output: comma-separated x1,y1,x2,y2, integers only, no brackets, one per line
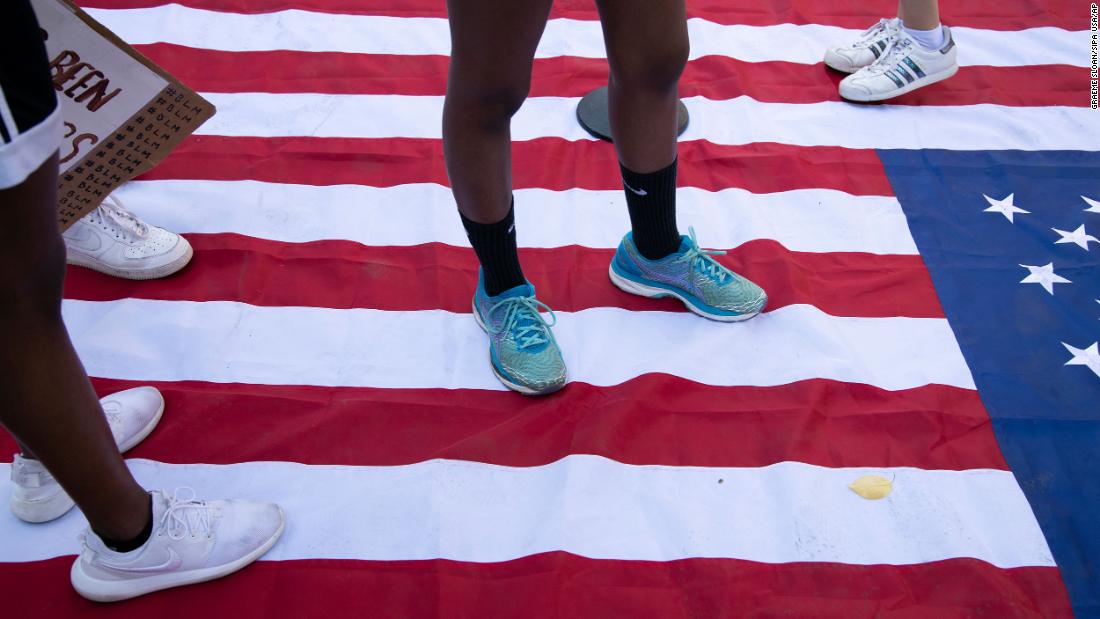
114,181,919,255
86,7,1090,68
0,457,1053,568
61,299,976,391
193,93,1100,152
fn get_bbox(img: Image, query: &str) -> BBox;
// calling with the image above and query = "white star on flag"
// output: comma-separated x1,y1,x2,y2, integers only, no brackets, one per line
1062,342,1100,378
1053,224,1099,250
983,193,1029,223
1019,262,1071,294
1084,195,1100,215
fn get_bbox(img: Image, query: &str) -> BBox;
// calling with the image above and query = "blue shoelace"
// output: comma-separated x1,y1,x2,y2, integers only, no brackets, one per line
486,295,558,350
671,227,731,285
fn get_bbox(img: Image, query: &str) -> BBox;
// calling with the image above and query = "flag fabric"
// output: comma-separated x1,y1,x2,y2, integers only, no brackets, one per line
880,149,1100,617
1,0,1096,617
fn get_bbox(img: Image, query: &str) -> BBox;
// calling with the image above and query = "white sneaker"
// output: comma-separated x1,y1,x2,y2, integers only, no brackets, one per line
839,27,959,102
9,387,165,523
71,489,286,602
824,18,901,73
102,387,166,452
63,195,193,280
9,457,72,525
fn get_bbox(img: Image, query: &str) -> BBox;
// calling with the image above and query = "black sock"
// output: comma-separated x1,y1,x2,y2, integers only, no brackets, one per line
460,199,525,297
97,494,154,553
622,158,681,261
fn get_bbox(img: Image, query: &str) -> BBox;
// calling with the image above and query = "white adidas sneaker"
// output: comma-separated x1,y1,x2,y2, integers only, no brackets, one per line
71,489,286,602
839,27,959,102
824,18,901,73
10,387,165,523
63,195,193,280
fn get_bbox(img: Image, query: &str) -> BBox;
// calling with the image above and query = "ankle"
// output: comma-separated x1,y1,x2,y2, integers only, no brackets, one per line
92,491,153,547
461,199,525,297
623,159,680,261
901,21,946,50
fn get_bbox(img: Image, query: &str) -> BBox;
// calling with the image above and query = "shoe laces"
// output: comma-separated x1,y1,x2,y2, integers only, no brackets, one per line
486,295,557,350
855,18,896,46
160,487,213,541
92,195,148,240
864,36,914,75
673,227,731,285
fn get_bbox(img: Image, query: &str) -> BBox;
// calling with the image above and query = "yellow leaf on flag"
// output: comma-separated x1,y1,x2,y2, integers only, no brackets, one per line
849,475,893,500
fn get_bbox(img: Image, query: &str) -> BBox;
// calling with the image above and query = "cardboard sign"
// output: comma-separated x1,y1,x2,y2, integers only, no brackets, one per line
31,0,215,231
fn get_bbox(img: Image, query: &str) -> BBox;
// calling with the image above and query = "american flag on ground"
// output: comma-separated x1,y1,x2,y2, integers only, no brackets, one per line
2,0,1098,616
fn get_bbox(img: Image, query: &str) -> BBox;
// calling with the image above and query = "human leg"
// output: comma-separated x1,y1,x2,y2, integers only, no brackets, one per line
0,103,150,546
444,0,566,395
2,1,284,599
898,0,940,31
442,0,545,296
595,0,687,174
443,0,554,226
596,0,767,320
595,0,687,261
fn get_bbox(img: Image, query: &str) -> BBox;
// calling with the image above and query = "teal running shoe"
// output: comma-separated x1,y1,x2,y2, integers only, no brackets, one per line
609,227,768,322
472,271,567,395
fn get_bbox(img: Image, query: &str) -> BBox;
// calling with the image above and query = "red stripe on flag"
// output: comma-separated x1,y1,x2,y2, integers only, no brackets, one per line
77,0,1082,31
63,236,944,318
0,376,1005,470
136,44,1091,108
0,555,1070,618
140,136,894,196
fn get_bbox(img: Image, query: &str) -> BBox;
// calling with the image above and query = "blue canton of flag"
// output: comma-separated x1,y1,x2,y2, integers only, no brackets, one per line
880,150,1100,618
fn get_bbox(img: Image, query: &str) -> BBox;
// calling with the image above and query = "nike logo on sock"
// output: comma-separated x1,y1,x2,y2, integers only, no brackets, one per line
624,182,648,196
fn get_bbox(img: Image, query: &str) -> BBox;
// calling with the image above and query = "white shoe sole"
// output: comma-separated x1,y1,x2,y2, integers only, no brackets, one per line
839,64,959,102
70,507,286,603
608,263,761,323
471,299,566,396
67,241,194,281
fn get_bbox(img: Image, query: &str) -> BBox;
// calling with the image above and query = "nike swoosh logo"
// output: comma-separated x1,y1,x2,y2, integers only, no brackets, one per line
100,547,182,574
64,225,102,252
624,182,648,197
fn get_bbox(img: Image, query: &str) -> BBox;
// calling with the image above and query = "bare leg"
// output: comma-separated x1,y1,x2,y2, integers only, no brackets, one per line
442,0,555,224
596,0,689,173
0,155,150,541
593,0,767,316
898,0,940,30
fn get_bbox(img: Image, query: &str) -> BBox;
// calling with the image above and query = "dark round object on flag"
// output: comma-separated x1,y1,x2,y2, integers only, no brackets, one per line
576,86,689,142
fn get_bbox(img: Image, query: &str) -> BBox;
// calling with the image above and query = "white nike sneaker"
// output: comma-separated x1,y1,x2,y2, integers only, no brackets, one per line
839,27,958,102
10,387,165,523
824,18,901,73
63,195,193,280
71,489,286,602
